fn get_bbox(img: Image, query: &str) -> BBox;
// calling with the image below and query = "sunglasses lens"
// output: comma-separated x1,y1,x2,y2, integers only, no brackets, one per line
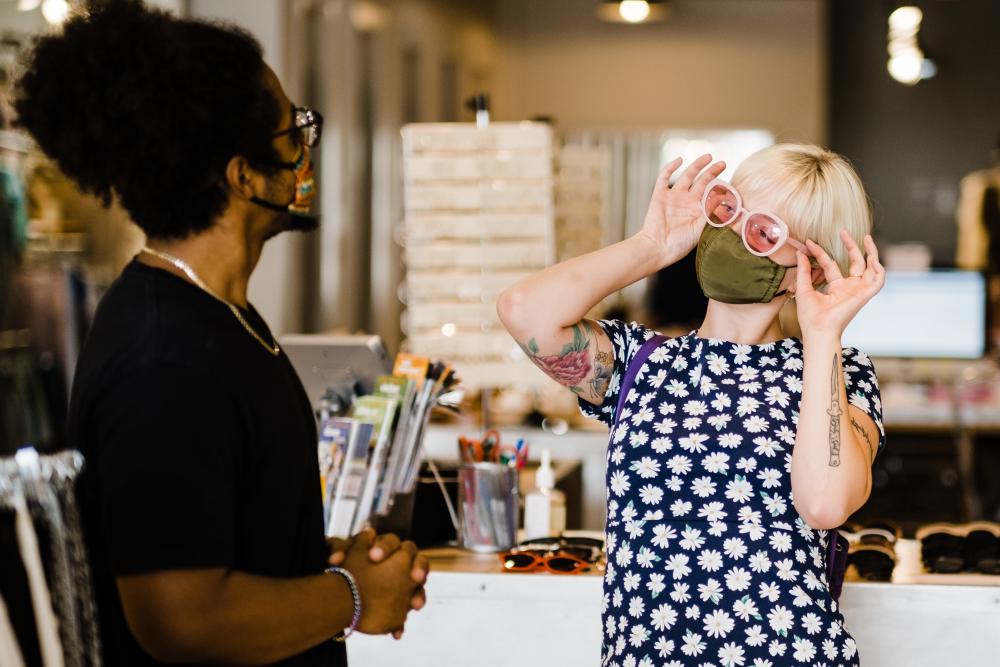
502,554,537,570
744,213,785,255
704,184,739,226
547,557,582,573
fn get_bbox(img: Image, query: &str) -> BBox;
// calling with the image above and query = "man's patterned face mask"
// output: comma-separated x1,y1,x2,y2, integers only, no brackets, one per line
251,145,316,218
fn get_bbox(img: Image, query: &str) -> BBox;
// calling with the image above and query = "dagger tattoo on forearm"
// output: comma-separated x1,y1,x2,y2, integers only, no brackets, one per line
828,353,842,467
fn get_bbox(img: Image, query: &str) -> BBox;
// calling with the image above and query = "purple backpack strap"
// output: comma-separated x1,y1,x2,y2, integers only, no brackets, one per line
826,529,850,602
613,334,668,426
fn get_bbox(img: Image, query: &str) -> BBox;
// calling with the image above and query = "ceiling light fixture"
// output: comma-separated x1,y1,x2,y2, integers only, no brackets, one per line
596,1,671,25
41,0,70,24
887,5,936,85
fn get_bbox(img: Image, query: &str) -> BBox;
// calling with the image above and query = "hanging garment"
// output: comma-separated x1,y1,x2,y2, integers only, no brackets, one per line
0,591,27,667
12,491,65,667
28,477,83,667
956,167,1000,270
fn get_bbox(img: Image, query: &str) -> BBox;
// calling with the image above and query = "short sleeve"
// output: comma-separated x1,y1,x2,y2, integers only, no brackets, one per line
94,363,243,575
841,347,886,454
577,319,655,428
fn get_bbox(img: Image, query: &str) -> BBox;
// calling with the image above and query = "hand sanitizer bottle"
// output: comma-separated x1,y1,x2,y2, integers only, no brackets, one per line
523,449,566,540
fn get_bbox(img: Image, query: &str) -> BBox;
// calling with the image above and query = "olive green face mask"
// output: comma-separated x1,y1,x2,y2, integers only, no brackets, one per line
695,225,788,304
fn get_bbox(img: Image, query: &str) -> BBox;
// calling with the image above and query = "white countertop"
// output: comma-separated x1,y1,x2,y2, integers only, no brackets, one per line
348,549,1000,667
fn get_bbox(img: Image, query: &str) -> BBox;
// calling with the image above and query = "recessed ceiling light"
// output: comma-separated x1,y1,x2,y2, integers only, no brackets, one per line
596,1,672,25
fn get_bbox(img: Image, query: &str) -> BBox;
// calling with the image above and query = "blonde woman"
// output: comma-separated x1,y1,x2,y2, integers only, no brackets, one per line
498,145,885,667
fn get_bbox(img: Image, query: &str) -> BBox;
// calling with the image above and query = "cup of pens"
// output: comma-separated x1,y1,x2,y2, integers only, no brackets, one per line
458,462,519,552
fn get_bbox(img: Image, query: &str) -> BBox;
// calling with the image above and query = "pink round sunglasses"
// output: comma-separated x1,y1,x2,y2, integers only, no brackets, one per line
700,179,810,258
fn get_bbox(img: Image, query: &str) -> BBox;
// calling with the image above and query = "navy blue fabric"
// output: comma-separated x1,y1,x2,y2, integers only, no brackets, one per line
580,320,884,667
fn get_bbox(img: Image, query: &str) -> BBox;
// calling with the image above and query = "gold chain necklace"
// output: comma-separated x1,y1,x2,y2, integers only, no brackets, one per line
140,246,281,356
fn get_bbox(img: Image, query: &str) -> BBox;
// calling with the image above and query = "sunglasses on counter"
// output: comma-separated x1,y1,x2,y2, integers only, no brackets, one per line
500,536,605,575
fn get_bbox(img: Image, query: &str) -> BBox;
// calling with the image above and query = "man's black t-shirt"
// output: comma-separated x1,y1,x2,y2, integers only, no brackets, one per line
67,260,346,666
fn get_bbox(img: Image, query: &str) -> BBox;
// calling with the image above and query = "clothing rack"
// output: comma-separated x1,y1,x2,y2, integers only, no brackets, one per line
0,448,101,667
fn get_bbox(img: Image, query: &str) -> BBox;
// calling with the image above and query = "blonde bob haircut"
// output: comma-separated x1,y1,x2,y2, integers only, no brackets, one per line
731,143,872,274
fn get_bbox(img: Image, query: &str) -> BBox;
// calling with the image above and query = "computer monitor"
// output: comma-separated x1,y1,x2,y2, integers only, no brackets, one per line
280,334,393,407
842,270,987,359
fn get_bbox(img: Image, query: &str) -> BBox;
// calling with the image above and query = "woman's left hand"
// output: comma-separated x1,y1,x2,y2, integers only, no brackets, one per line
793,230,886,340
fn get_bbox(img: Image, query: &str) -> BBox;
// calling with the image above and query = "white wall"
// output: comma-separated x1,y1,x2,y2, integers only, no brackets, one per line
492,0,828,144
188,0,307,336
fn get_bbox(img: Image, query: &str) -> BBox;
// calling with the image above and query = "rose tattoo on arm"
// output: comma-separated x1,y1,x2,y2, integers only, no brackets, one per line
519,321,613,402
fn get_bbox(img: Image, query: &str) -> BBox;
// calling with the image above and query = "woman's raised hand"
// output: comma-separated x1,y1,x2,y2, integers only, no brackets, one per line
637,154,727,268
794,230,886,341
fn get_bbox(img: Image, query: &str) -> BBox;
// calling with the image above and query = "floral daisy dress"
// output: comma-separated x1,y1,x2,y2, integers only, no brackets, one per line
579,321,885,667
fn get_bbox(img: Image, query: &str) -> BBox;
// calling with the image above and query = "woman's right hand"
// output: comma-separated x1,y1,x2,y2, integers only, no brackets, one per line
636,154,727,268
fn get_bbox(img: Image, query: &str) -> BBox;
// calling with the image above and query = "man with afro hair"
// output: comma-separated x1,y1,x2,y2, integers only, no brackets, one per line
14,1,427,664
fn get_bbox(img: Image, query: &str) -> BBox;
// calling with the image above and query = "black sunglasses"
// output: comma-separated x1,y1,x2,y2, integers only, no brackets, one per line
273,104,323,148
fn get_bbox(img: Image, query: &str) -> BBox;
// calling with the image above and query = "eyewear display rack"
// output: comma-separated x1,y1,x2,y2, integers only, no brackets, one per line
400,122,556,390
553,144,608,264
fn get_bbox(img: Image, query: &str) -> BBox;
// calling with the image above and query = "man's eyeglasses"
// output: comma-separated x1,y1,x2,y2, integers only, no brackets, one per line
273,104,323,148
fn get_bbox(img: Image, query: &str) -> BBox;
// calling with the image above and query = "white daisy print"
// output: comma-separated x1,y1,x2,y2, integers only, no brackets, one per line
723,537,748,559
576,324,878,667
679,433,709,453
629,596,645,618
639,484,664,505
651,437,672,454
703,452,730,474
698,501,727,522
698,549,724,572
792,636,816,663
632,456,660,478
764,386,790,407
732,596,759,622
682,417,702,430
691,476,717,498
629,624,650,648
636,547,659,568
718,432,742,448
726,476,754,503
802,612,823,635
679,525,705,550
681,630,705,657
615,540,637,567
767,605,794,635
654,418,677,435
651,524,677,549
708,413,733,430
647,572,666,597
666,454,693,475
724,566,752,591
670,499,692,517
704,609,735,638
707,353,730,375
749,551,772,573
736,396,761,416
650,603,678,631
718,641,746,667
746,624,768,647
610,470,630,497
665,553,692,580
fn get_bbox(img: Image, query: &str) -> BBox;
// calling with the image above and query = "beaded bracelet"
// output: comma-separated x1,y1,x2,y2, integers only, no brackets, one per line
325,566,362,641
